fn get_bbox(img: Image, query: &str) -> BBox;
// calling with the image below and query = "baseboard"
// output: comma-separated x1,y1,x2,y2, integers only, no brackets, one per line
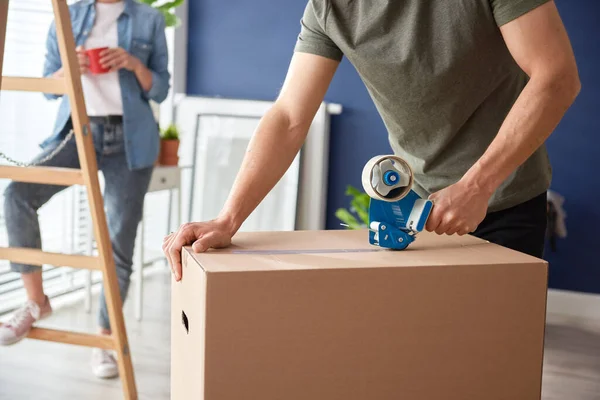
547,288,600,321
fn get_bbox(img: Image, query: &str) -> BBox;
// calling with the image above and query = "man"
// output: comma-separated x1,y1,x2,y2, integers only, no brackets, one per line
163,0,579,279
0,0,169,379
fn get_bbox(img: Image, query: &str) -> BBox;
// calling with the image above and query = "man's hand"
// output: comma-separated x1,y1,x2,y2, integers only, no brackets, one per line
162,217,235,282
99,47,141,73
162,53,338,280
425,178,492,236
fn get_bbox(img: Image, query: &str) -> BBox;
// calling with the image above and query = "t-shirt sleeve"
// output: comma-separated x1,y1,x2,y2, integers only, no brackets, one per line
294,1,343,61
489,0,552,26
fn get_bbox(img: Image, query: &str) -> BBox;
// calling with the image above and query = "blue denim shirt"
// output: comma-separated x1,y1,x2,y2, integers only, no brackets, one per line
41,0,170,170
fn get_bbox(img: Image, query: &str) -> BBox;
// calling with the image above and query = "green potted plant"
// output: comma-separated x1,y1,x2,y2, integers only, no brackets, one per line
159,123,180,166
335,185,370,229
140,0,185,28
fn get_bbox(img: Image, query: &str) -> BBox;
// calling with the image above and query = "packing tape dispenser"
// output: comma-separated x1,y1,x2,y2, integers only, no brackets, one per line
361,155,434,250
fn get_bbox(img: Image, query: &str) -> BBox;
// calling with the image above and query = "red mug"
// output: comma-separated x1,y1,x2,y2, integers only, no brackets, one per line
85,47,109,74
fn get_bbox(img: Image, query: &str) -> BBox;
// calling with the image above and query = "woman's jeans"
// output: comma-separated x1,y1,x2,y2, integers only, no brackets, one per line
3,118,153,330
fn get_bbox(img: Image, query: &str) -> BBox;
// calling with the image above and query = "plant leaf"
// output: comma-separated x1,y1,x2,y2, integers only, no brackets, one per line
355,195,370,216
335,209,363,230
163,12,180,28
160,123,180,139
349,198,367,224
355,205,370,226
341,184,370,226
158,0,185,12
346,185,363,197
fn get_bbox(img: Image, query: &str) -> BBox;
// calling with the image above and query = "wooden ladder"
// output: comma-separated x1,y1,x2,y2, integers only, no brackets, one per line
0,1,137,398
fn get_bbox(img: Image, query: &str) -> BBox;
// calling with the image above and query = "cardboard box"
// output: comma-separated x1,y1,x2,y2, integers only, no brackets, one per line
171,230,548,400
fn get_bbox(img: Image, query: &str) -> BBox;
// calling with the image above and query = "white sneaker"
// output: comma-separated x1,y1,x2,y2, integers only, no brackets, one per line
0,297,52,346
91,348,119,379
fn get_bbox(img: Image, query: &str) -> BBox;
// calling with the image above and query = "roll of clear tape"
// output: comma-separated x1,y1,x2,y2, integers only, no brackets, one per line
361,155,414,202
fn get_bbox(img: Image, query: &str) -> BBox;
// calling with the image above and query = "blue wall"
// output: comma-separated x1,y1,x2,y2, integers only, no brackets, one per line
186,0,599,294
186,0,390,231
544,1,600,294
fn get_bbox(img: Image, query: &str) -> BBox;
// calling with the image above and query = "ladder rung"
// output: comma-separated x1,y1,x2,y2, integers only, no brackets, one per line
1,76,67,94
0,247,102,270
0,165,84,186
0,324,115,349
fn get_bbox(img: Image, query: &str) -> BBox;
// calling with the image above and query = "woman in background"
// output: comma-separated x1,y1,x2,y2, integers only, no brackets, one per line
0,0,169,380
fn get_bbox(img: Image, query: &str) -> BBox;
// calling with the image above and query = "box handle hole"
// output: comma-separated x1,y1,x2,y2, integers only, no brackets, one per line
181,310,189,334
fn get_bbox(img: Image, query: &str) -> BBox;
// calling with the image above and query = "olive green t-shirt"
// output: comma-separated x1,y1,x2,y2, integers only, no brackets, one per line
294,0,552,212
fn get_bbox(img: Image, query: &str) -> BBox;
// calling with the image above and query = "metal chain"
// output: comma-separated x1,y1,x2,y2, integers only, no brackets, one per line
0,129,75,167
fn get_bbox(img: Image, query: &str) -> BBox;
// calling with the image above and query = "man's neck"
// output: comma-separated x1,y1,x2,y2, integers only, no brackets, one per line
96,0,123,4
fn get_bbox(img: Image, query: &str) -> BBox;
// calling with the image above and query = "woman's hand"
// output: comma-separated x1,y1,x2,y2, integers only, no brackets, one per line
76,46,89,75
52,45,89,78
162,217,235,282
99,47,141,73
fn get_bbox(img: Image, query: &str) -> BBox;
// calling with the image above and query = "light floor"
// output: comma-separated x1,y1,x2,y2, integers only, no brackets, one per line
0,269,599,400
0,270,171,400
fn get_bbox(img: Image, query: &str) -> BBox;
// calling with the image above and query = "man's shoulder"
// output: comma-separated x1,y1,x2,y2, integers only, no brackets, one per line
306,0,329,21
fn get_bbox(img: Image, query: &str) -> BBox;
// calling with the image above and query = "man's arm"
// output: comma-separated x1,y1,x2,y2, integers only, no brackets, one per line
219,53,339,235
426,0,579,236
469,0,580,192
163,52,339,280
